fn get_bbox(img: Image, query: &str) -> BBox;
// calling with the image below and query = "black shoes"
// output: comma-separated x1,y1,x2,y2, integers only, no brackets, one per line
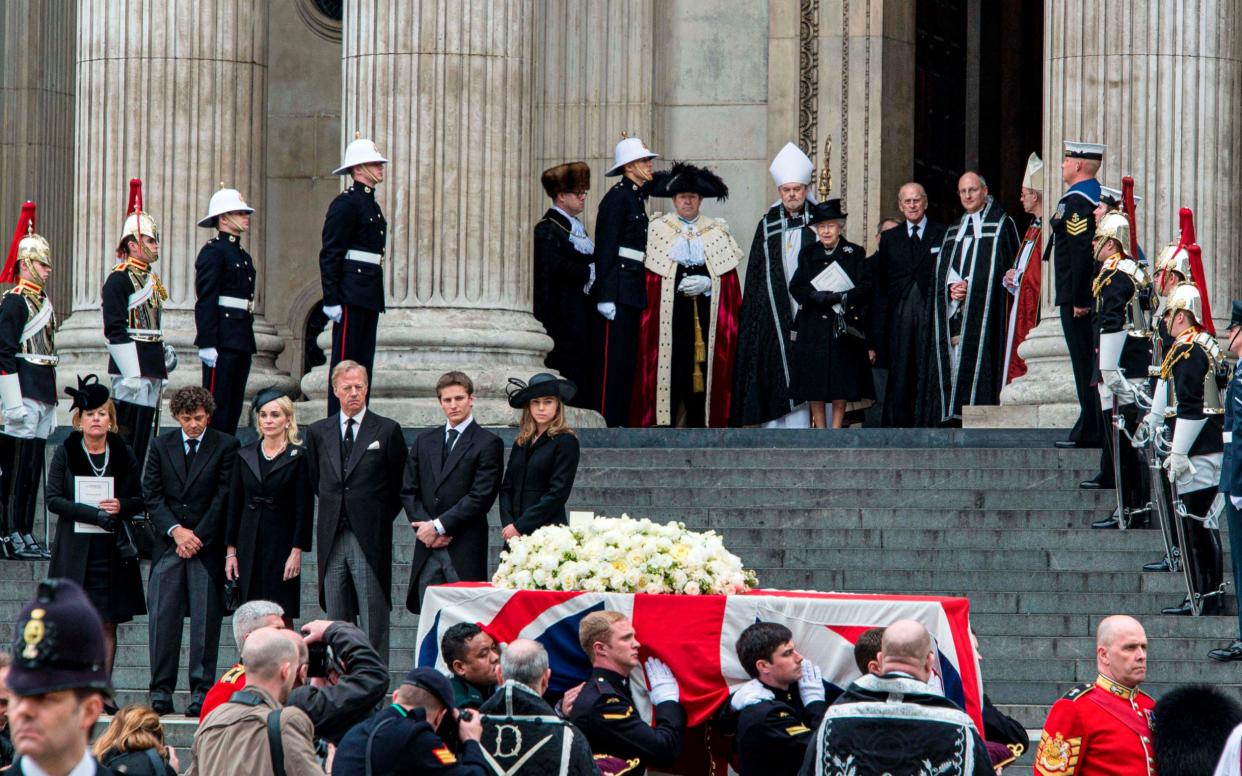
185,698,203,717
1161,596,1223,616
1054,440,1079,449
9,533,43,560
20,534,49,559
1209,641,1242,662
1091,514,1121,529
1142,556,1172,572
151,698,174,716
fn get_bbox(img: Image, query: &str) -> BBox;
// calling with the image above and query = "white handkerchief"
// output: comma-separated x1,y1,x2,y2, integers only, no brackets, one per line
366,440,380,450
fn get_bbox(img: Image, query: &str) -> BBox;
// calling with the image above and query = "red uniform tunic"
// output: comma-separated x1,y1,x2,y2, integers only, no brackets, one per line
1034,674,1156,776
199,663,247,720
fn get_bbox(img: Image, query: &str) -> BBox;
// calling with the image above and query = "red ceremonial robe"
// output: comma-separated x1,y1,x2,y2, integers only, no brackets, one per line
1004,219,1043,384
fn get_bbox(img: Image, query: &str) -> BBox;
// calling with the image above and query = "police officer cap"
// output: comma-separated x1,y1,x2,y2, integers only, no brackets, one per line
9,578,111,697
402,667,455,709
506,373,577,408
64,374,110,413
251,386,288,413
1230,300,1242,330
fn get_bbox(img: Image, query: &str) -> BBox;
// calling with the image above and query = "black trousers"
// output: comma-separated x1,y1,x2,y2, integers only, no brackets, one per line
114,400,158,468
0,436,44,535
329,304,380,416
596,304,642,427
1179,487,1224,601
202,350,252,436
147,549,223,700
1061,304,1102,445
1098,405,1145,506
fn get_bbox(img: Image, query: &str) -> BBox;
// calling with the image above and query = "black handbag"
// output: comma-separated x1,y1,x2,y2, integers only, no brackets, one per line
223,579,241,614
122,513,160,560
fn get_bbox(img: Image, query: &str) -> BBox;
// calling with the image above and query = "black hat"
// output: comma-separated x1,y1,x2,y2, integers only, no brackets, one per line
251,386,288,413
1230,300,1242,330
64,374,110,413
506,373,576,409
1153,684,1242,776
402,667,456,709
807,198,847,225
9,579,111,697
649,162,729,200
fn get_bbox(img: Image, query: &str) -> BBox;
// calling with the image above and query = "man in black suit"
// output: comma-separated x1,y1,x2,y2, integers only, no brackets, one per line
143,385,239,716
305,360,407,662
402,371,504,614
870,182,947,426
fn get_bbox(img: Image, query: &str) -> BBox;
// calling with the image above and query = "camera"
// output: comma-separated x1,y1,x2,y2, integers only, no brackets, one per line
307,642,337,678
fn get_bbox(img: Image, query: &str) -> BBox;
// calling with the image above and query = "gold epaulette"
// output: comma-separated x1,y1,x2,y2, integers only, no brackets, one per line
111,261,127,273
1091,264,1117,299
1160,331,1200,380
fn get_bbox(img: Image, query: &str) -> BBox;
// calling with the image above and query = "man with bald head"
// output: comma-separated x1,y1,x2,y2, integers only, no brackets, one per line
920,172,1020,426
189,626,322,775
799,619,992,775
1033,615,1156,776
870,182,947,426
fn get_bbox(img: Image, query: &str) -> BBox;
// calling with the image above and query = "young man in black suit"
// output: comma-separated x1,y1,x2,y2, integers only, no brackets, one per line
402,371,504,614
304,360,407,663
869,182,947,427
143,385,239,716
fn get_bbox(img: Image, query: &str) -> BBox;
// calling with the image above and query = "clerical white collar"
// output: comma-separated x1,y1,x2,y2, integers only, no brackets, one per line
956,208,984,241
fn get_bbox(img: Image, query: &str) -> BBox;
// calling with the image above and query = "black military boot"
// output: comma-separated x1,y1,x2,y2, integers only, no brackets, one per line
13,438,49,559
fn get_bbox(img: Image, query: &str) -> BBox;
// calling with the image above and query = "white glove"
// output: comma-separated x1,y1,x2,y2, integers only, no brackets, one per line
1142,411,1164,434
798,660,826,706
0,374,23,421
198,347,219,368
121,376,144,392
729,678,775,711
4,404,27,423
322,304,344,323
597,302,617,321
1164,452,1194,481
676,275,713,297
163,344,178,372
644,657,680,705
1102,371,1132,401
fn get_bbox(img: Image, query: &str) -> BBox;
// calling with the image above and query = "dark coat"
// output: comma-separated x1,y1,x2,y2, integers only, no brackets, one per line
193,232,257,354
401,421,504,612
11,758,114,775
533,208,596,400
332,704,489,776
102,267,167,379
304,410,407,608
99,747,177,776
0,290,55,404
319,181,387,312
46,431,147,622
1050,180,1100,308
716,681,827,776
286,622,391,745
225,441,314,617
592,178,650,309
869,219,947,367
569,667,686,776
142,427,240,576
499,432,580,536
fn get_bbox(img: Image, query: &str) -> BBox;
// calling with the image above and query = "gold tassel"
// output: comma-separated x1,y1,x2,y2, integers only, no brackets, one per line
692,302,707,394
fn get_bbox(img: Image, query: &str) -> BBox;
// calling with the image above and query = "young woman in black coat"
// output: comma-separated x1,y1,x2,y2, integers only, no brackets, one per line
46,375,146,681
788,198,876,428
224,388,314,622
500,374,581,545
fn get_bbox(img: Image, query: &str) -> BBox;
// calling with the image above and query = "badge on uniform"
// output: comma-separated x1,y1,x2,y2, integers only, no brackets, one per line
21,607,45,660
1066,213,1088,236
431,745,457,765
1055,202,1066,220
1034,731,1081,775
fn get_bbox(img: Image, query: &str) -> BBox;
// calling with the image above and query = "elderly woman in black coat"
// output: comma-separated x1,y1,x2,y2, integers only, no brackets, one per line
224,388,313,622
500,374,581,544
46,375,146,682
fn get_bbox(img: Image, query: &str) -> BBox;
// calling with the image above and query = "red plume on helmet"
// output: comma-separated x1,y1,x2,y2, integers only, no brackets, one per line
126,179,143,222
1186,243,1216,336
1177,208,1196,249
1121,176,1139,259
0,202,36,285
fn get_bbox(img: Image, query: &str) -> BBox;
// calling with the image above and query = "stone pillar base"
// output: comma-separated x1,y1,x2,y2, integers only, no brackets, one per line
299,306,606,427
963,314,1078,429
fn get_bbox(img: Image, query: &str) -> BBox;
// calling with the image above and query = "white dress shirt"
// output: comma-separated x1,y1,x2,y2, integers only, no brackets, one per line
906,215,929,240
169,429,207,535
22,751,98,776
431,415,474,535
340,407,368,439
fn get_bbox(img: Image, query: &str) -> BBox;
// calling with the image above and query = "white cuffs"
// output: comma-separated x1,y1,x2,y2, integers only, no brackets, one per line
0,374,22,411
1098,331,1126,372
107,341,142,379
1172,417,1208,456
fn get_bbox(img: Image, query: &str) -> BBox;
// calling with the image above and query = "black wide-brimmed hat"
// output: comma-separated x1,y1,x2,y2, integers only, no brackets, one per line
649,162,729,200
64,374,110,413
506,373,577,409
807,198,847,225
251,386,289,413
9,578,111,697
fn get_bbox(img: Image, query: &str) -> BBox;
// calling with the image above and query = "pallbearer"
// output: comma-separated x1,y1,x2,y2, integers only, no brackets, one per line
103,178,173,464
0,202,57,560
320,133,388,416
194,185,257,436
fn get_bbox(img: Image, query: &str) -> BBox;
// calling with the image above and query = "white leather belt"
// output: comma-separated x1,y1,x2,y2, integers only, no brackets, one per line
346,249,383,265
126,327,163,342
218,296,253,312
617,247,644,261
18,353,59,366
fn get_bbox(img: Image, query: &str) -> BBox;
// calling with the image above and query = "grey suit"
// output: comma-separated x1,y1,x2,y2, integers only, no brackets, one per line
142,426,239,703
305,410,407,662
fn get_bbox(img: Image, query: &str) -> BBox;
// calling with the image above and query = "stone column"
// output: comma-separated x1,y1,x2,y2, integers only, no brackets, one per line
0,0,75,318
57,0,295,399
303,0,588,425
994,1,1242,427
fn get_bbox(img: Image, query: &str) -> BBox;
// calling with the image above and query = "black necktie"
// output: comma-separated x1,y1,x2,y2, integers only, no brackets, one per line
910,224,921,246
342,418,355,465
443,428,460,464
185,438,199,471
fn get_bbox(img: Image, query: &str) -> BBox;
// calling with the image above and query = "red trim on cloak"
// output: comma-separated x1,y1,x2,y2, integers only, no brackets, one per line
628,270,666,427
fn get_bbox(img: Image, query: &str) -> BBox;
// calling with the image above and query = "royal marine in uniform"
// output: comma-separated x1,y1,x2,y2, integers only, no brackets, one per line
719,679,826,776
1034,674,1155,776
320,134,388,415
194,185,257,436
103,178,173,465
569,667,685,776
0,202,57,561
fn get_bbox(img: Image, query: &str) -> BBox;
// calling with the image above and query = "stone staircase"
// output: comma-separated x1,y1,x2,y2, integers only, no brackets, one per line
5,426,1240,770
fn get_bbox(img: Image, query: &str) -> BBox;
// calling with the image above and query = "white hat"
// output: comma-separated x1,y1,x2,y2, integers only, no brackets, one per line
605,136,658,177
1063,140,1105,160
333,135,390,175
768,142,819,204
197,186,255,228
1021,152,1043,190
1099,186,1142,207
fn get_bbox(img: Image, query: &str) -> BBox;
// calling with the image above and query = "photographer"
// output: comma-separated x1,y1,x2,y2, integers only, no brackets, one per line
287,619,389,744
334,667,488,775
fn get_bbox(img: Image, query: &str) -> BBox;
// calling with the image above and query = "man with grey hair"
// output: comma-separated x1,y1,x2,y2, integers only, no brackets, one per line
477,639,599,775
799,620,992,776
199,600,286,720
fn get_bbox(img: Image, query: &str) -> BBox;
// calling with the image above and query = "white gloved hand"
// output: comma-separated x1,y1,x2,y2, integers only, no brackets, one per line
1102,370,1131,400
676,275,713,297
4,404,28,423
163,344,178,372
1142,411,1163,433
798,660,826,706
644,657,680,705
198,347,219,368
597,302,617,321
1164,452,1194,481
729,678,775,711
121,376,144,392
322,304,344,323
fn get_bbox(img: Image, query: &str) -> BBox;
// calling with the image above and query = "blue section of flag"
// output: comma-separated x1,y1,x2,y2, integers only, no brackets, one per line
536,601,605,695
417,609,443,668
937,648,966,712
